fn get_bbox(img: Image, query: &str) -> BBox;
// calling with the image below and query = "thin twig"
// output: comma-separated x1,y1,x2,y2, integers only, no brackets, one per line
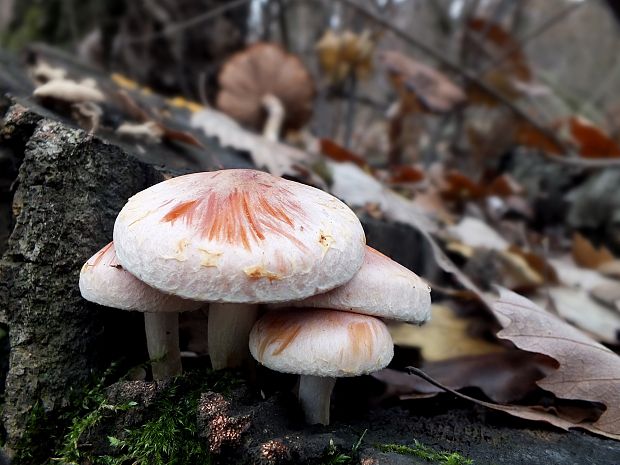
120,0,252,44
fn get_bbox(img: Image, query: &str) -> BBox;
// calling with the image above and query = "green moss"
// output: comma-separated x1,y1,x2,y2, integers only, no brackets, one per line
54,369,240,465
12,365,121,465
378,441,474,465
321,430,367,465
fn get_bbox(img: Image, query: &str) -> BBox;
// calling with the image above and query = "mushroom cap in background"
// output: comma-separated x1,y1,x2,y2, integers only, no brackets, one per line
288,246,431,323
216,43,314,132
249,308,393,377
113,169,366,303
79,242,202,313
379,50,465,113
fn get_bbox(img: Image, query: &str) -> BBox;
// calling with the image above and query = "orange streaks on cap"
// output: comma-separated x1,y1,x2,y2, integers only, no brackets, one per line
161,185,308,252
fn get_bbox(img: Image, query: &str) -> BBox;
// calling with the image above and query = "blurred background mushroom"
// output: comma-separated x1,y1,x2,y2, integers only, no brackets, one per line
216,42,314,141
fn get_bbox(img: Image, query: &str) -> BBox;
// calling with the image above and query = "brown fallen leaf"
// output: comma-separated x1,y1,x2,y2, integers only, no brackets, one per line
572,232,615,269
404,366,614,440
516,120,564,154
567,116,620,159
374,350,556,404
319,138,370,170
388,305,503,362
492,288,620,438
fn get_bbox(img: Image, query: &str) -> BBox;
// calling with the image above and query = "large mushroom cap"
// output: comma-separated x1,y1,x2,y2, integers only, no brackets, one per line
379,50,465,113
79,242,201,312
249,308,393,377
289,246,431,323
216,43,314,131
113,169,366,303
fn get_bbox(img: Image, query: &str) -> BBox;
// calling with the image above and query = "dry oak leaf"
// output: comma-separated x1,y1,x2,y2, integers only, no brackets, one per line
492,288,620,438
374,350,555,404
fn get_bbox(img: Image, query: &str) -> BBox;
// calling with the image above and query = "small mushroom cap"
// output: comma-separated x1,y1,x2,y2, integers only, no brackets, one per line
79,242,202,312
33,78,105,103
289,246,431,323
216,43,314,131
249,308,393,377
113,169,366,303
379,50,465,113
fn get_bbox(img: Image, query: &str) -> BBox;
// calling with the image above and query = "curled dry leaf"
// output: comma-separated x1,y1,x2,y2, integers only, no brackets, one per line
190,108,317,178
379,50,466,113
492,288,620,438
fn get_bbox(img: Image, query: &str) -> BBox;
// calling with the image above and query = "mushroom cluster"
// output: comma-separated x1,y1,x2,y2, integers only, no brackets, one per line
79,168,431,425
251,246,431,425
79,169,366,376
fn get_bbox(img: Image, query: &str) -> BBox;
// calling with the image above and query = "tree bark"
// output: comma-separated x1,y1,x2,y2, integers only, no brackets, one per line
0,100,163,460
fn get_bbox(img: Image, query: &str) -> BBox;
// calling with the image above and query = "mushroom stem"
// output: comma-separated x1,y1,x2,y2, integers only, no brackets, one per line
298,375,337,425
262,94,285,142
144,312,182,380
208,303,259,369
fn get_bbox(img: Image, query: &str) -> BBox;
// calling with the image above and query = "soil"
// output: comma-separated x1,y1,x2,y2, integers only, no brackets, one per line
77,372,620,465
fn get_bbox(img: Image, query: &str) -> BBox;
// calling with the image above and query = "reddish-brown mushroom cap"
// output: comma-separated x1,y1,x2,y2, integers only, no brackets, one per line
216,43,314,132
379,50,466,113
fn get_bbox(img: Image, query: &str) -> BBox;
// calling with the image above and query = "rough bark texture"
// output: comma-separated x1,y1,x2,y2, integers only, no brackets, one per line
0,102,162,457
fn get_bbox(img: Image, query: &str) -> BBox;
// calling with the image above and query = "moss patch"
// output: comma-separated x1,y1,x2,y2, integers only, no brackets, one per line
378,441,474,465
54,369,240,465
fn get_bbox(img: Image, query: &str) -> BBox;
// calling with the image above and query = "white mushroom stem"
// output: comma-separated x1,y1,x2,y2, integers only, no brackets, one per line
208,303,259,369
262,94,285,142
298,375,337,425
144,312,182,380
